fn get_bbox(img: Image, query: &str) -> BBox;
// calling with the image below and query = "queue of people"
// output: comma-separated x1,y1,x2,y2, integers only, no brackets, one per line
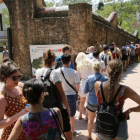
0,42,140,140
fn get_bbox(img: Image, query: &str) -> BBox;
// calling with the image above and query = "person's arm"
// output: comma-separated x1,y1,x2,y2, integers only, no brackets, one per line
7,118,23,140
0,95,29,129
55,82,70,117
74,71,80,92
102,61,106,72
119,49,122,59
94,81,101,96
123,86,140,120
74,84,80,92
54,108,63,134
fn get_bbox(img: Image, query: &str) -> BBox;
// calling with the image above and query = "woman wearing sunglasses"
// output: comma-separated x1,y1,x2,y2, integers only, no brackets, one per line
0,58,29,140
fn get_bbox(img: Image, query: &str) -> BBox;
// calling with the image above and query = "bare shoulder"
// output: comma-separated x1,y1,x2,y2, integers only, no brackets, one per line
95,81,102,95
95,81,101,88
0,94,7,105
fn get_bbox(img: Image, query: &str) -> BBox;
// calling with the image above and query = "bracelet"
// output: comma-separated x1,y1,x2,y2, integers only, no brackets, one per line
129,109,131,113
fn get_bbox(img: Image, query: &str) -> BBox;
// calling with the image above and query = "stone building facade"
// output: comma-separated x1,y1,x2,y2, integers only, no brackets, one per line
3,0,140,78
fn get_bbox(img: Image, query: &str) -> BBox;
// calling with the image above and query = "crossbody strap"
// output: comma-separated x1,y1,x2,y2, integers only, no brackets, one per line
49,109,67,140
89,75,102,92
60,68,77,94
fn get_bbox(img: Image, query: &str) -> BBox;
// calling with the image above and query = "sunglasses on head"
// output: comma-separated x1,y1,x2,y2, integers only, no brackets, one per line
11,74,22,81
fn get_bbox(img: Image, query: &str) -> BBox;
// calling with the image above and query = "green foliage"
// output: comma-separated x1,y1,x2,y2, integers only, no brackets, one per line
45,0,55,7
2,8,10,27
98,2,104,10
96,0,140,37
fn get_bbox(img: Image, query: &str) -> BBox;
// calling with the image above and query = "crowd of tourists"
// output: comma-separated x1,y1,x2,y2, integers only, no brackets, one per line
0,42,140,140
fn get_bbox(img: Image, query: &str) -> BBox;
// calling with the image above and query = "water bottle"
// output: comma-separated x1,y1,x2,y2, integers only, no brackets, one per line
26,104,30,110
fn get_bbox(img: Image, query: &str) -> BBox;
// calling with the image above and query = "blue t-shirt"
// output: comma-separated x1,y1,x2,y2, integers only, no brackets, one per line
129,44,134,54
84,73,108,106
55,55,74,69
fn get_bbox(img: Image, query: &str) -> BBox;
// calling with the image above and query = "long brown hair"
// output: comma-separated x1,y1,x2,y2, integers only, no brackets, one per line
107,59,123,102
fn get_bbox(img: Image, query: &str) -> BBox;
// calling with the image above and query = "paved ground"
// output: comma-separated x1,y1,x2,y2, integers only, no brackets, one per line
0,62,140,140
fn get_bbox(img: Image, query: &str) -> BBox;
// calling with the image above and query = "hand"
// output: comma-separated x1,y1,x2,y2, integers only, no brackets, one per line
123,109,130,120
18,109,29,117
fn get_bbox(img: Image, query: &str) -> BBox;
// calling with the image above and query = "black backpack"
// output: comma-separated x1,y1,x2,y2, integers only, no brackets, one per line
95,83,122,138
41,69,63,110
122,46,127,55
101,53,110,67
55,56,63,69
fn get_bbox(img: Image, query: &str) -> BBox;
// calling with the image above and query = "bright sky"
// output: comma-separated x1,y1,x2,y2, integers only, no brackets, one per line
44,0,131,5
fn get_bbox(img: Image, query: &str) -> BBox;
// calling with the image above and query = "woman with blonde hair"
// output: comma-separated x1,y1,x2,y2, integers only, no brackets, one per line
84,60,108,140
75,52,93,120
95,59,140,140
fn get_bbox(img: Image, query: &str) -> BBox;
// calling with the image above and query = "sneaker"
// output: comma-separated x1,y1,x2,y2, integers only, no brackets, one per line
73,130,81,136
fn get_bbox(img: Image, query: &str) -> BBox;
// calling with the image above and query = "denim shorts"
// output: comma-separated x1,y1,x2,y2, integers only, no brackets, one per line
66,94,76,117
96,121,129,140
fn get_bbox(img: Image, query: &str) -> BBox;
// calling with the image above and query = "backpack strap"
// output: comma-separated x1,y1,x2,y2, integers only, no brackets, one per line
110,85,123,104
60,68,77,94
42,68,53,81
89,75,102,92
100,83,106,102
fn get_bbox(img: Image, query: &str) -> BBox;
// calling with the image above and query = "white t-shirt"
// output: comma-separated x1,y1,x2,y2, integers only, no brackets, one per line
55,67,80,95
3,50,9,58
126,47,130,55
36,67,80,96
36,67,62,85
99,53,110,76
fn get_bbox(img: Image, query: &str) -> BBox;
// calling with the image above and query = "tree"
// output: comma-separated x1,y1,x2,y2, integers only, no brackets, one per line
96,0,140,37
98,2,104,10
2,8,10,27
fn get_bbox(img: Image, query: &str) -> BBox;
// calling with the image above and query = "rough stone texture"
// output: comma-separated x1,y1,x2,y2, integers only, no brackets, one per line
2,1,140,77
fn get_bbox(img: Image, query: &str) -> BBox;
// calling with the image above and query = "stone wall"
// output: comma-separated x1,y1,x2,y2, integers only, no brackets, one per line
3,1,140,78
